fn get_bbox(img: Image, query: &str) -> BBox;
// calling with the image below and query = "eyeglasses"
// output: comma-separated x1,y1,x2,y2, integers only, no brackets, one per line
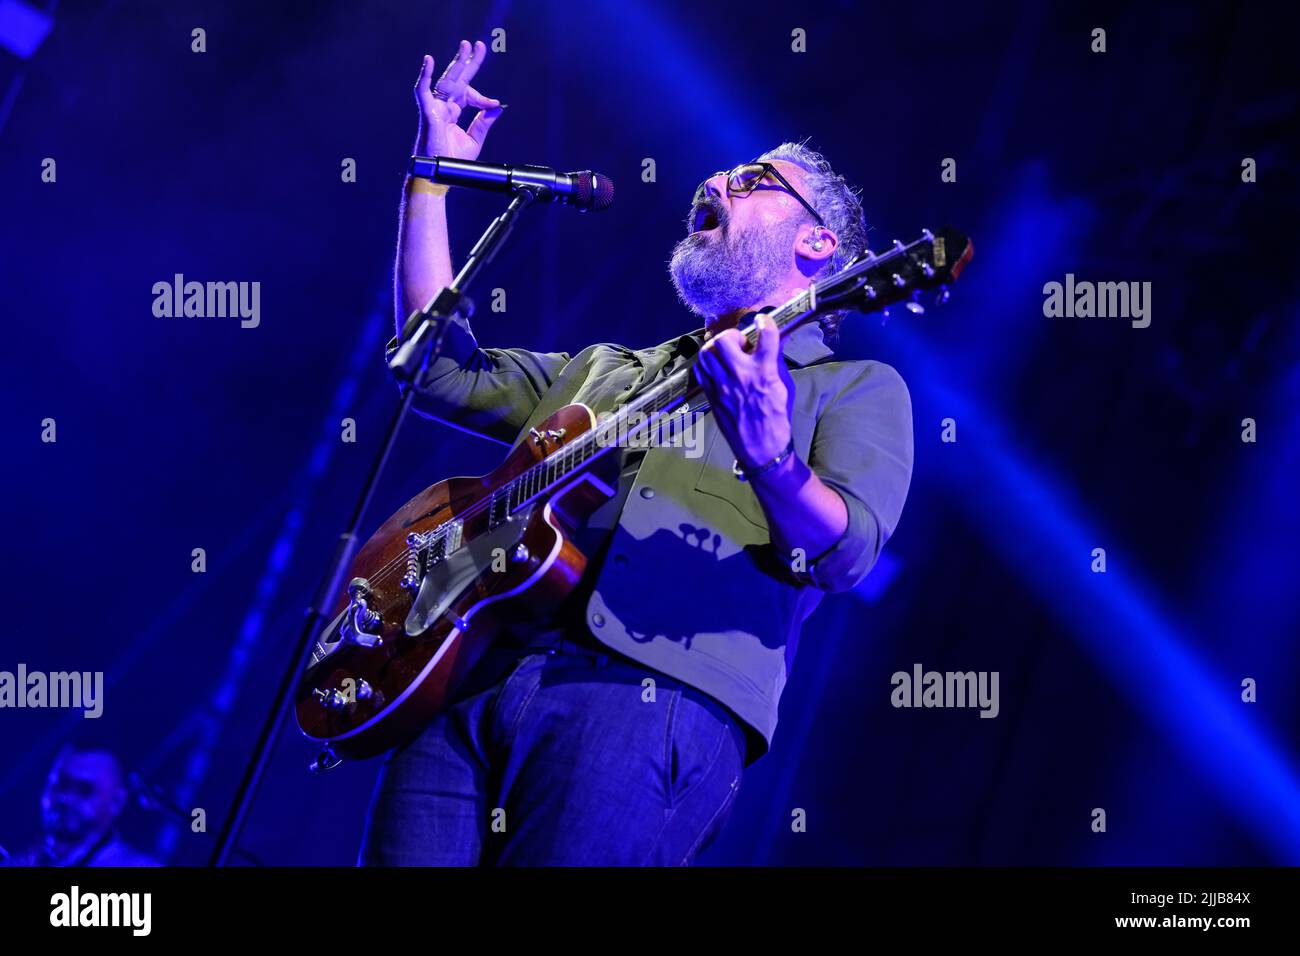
692,162,825,227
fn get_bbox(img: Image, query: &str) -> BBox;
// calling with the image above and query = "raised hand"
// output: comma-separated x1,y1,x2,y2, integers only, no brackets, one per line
414,39,506,162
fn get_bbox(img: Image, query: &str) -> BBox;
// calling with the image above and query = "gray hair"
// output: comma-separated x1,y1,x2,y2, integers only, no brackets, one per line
754,140,868,343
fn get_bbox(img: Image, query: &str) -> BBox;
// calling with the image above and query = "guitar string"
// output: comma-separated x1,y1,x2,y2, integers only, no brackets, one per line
357,241,912,590
357,295,784,591
356,317,774,589
358,241,916,591
358,239,925,591
361,382,714,591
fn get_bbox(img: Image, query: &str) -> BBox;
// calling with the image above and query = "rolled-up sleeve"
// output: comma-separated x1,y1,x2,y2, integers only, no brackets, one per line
384,312,571,446
802,360,914,593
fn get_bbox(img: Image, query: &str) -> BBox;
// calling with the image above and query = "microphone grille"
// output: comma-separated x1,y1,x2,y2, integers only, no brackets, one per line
571,171,615,211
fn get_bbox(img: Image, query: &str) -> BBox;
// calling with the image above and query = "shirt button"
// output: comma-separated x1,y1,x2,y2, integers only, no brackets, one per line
639,487,655,499
613,554,628,567
592,613,606,628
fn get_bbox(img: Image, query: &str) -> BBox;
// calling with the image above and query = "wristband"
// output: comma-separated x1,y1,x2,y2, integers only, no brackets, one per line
408,177,449,198
732,439,796,482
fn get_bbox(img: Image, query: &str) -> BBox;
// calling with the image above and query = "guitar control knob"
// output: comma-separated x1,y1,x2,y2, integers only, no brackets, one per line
314,688,347,711
354,679,375,701
513,543,530,563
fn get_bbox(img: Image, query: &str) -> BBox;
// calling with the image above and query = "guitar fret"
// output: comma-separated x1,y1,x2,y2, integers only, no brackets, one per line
505,243,931,516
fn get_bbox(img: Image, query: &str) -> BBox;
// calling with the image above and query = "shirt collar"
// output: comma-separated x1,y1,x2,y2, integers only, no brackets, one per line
682,314,834,369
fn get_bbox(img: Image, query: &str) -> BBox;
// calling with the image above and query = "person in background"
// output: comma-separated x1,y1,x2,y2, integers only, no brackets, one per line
3,738,160,867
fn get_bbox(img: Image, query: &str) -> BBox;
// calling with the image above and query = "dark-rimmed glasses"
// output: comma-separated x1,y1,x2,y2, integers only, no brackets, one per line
692,162,825,226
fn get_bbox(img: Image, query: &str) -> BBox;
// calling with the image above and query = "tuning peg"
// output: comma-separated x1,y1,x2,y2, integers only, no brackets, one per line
880,308,891,326
905,290,925,314
921,262,935,278
935,284,951,305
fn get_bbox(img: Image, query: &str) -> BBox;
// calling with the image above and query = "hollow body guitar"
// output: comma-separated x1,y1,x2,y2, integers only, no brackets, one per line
295,228,972,761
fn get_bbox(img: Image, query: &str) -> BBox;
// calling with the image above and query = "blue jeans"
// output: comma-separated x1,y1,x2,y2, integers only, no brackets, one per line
357,635,746,866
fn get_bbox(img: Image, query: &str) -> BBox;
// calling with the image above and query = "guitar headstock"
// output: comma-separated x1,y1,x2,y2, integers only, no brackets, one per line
809,226,973,320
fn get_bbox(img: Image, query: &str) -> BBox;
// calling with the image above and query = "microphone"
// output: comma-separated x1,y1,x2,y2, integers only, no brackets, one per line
409,155,614,211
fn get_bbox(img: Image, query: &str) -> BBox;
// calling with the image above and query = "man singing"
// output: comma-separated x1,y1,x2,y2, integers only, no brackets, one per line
359,39,913,866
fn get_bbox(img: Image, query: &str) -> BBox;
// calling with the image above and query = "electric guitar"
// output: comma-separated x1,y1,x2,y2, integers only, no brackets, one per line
295,227,973,762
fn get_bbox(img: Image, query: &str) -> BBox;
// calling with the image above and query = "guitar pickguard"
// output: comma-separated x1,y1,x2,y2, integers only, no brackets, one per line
404,506,536,637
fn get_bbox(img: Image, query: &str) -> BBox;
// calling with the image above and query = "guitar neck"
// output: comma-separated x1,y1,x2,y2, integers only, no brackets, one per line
498,228,964,517
499,289,818,518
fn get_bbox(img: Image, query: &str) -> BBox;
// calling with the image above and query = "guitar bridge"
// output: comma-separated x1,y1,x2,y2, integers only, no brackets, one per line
404,509,532,638
401,521,464,592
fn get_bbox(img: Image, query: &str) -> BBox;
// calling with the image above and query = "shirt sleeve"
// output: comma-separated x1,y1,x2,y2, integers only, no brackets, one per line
384,311,572,446
800,360,914,593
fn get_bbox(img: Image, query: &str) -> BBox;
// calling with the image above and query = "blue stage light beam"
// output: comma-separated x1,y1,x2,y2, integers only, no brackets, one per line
152,295,390,860
0,0,53,59
569,0,764,160
892,323,1300,862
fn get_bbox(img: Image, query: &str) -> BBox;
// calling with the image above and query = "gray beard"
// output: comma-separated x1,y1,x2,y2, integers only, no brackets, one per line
668,217,799,319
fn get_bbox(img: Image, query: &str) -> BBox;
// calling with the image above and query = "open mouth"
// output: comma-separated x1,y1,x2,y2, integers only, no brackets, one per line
691,203,722,234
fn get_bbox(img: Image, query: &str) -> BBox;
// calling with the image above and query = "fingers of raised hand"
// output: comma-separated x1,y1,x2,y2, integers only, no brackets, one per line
415,54,435,102
464,84,501,109
461,39,489,85
466,102,505,145
416,54,435,88
438,39,485,96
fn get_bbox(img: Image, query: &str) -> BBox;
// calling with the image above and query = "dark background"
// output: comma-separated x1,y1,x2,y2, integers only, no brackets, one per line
1,0,1297,865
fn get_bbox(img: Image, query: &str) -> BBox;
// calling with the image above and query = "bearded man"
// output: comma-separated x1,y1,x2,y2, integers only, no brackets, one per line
358,39,914,866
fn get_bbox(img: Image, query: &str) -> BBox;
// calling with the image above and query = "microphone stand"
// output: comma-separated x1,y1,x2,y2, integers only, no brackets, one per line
127,773,265,866
209,184,544,867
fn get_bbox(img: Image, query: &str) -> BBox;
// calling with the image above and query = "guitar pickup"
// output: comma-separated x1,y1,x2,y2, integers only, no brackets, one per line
443,519,464,555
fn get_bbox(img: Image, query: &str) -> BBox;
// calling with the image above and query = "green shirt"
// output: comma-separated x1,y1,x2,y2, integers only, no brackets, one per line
385,314,914,764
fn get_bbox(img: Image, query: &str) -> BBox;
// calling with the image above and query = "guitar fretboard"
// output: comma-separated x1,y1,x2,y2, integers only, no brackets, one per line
486,229,939,521
494,285,819,520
